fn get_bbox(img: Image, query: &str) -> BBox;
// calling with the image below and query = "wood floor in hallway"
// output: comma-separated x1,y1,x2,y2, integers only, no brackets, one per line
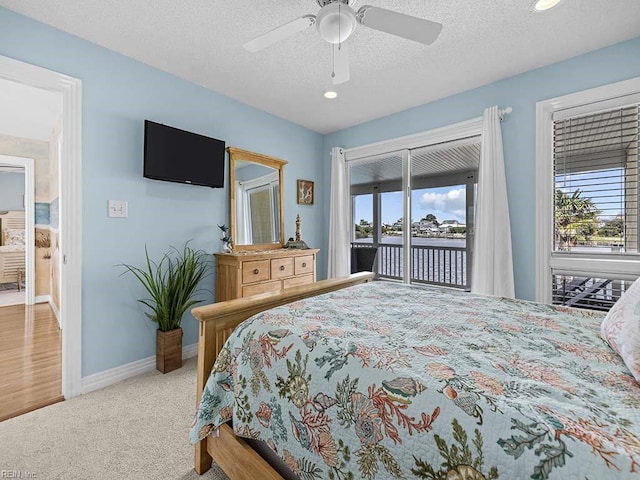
0,302,63,422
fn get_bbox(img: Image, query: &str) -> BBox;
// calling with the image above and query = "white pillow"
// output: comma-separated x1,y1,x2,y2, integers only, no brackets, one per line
601,277,640,382
3,228,25,246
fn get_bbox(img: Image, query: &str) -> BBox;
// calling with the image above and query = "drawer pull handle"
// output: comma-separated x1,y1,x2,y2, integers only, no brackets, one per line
253,268,259,275
302,262,307,267
279,265,285,271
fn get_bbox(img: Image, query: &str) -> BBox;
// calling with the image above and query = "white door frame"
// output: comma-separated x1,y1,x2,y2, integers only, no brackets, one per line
0,55,83,399
0,155,35,305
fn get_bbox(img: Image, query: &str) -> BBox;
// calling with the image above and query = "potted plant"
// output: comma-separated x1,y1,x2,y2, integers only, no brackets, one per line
121,243,209,373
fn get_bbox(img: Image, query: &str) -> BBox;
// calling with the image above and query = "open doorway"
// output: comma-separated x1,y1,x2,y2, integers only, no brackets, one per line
0,79,63,421
0,56,82,416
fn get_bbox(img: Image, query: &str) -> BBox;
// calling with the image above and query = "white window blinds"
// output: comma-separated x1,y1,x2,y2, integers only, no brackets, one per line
553,104,639,254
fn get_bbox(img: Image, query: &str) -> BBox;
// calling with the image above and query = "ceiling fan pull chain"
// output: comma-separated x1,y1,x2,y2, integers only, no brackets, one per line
332,3,340,81
331,44,336,79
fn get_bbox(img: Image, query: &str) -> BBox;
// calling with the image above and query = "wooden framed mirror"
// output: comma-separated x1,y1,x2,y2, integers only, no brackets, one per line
228,147,287,251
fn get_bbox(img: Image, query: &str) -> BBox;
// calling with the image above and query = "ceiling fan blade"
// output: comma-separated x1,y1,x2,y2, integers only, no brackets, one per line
243,15,316,52
357,6,442,45
332,42,349,85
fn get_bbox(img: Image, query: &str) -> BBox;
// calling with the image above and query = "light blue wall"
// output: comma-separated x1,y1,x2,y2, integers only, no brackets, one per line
0,172,24,211
0,7,325,376
324,36,640,301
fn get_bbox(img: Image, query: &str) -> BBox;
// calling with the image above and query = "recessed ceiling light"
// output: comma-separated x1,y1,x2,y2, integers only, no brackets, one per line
531,0,564,12
324,91,338,99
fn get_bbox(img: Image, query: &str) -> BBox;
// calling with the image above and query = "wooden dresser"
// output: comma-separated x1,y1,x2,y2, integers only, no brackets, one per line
214,248,319,301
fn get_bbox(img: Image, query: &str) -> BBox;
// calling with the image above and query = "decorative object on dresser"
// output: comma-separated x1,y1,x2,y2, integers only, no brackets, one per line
120,243,209,373
214,248,319,301
217,224,232,253
284,214,310,249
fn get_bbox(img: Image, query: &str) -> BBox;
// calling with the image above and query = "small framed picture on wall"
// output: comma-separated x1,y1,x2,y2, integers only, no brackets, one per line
297,179,314,205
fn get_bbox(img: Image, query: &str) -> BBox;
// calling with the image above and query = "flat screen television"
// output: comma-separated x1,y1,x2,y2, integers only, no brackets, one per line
143,120,225,188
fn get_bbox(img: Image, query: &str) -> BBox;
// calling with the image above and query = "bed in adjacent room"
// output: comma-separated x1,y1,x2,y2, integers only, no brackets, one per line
191,273,640,479
0,211,26,286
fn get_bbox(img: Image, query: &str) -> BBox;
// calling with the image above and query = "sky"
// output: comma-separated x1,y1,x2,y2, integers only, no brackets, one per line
355,185,467,225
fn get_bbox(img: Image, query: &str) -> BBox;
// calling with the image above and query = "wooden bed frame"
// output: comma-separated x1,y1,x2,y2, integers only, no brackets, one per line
191,272,375,479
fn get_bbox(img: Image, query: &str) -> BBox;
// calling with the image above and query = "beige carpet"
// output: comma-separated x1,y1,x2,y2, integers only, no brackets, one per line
0,357,229,480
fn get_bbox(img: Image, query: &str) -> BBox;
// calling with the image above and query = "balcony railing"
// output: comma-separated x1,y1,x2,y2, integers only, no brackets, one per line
552,275,628,312
352,242,468,289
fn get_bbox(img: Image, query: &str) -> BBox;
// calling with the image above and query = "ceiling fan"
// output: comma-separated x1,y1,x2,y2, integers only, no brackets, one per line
243,0,443,85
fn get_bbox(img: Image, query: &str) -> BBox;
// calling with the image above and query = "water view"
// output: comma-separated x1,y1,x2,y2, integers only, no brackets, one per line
355,235,465,248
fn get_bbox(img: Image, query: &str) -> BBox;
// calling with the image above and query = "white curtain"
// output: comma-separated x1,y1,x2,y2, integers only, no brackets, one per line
328,147,350,278
471,106,515,298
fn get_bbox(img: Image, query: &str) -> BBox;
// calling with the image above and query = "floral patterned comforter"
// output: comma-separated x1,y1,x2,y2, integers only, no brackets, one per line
191,281,640,479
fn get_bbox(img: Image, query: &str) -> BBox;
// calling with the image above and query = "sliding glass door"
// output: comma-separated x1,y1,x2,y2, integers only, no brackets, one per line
349,138,479,288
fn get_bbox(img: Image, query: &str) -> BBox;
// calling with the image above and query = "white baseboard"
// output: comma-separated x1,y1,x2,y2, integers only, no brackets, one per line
183,342,198,359
49,298,61,329
33,294,62,329
34,294,50,304
81,342,198,395
35,294,61,328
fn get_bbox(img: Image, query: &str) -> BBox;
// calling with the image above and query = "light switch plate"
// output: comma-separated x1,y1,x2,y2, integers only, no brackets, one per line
108,200,128,218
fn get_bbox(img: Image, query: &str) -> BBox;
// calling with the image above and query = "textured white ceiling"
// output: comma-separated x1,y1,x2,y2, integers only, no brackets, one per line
1,1,639,134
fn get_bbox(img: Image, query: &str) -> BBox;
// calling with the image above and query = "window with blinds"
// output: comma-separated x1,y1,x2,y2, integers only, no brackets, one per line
553,104,639,254
550,102,640,311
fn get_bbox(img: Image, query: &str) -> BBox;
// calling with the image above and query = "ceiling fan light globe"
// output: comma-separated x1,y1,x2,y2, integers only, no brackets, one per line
531,0,564,11
316,2,356,44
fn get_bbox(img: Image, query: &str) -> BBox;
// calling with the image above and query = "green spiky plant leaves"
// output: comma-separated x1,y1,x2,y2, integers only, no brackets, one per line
121,243,210,332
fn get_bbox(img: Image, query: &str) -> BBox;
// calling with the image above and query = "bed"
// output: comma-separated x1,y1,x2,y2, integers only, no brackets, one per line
0,211,26,285
191,272,640,479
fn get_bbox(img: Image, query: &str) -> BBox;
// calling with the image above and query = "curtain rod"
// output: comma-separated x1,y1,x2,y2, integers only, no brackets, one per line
498,107,513,121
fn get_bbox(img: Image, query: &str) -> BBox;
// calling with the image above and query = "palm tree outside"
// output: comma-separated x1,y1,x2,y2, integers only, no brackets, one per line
554,189,601,251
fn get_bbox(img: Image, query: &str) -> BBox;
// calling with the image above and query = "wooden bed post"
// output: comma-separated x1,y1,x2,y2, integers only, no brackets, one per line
194,311,225,473
191,272,375,476
194,440,212,474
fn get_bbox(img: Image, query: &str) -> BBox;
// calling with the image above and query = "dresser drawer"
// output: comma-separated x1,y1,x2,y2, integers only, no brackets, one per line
294,255,314,275
242,260,270,284
242,280,282,297
283,274,314,289
271,257,294,279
